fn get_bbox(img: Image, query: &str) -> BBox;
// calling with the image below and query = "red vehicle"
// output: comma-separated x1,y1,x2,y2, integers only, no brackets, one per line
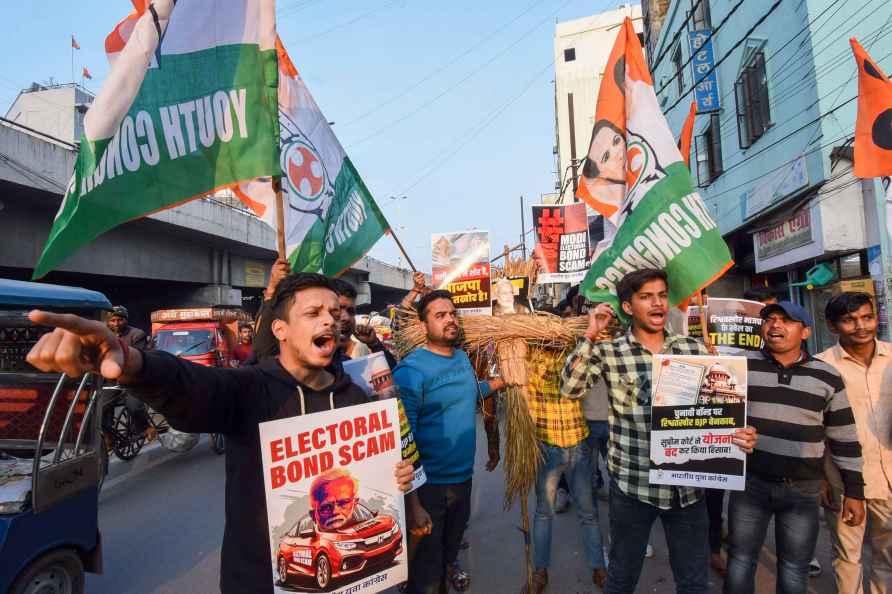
151,307,251,369
151,307,251,454
277,503,402,591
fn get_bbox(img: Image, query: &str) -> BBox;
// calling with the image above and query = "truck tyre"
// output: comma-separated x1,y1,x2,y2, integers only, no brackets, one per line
10,548,84,594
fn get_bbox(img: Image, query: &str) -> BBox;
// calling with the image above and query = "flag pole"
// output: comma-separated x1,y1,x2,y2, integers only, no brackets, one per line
273,177,287,259
695,291,714,353
388,227,417,272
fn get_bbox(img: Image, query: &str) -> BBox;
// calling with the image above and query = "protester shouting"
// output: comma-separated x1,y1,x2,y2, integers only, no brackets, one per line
817,292,891,594
254,259,396,369
561,269,757,594
393,290,506,594
26,273,415,594
724,301,865,594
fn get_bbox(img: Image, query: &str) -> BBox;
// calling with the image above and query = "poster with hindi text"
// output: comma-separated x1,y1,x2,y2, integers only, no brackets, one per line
431,230,491,315
259,400,407,594
687,298,764,354
650,355,748,491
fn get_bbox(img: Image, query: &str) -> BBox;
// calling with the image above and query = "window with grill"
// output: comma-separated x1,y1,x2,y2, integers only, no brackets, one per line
692,0,712,30
672,44,684,95
564,48,576,62
735,50,772,149
695,114,723,186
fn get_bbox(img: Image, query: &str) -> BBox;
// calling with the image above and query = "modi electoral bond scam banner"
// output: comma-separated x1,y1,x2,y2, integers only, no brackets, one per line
532,203,590,284
431,230,491,315
342,353,427,492
259,400,407,594
687,298,764,355
650,355,748,491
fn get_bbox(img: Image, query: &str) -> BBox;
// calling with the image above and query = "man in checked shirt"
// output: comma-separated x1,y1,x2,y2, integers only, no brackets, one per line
561,269,758,594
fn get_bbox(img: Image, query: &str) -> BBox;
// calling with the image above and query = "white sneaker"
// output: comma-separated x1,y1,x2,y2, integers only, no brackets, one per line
645,544,654,558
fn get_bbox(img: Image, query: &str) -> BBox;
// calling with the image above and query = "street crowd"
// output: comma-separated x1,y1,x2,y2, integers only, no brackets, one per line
24,262,891,594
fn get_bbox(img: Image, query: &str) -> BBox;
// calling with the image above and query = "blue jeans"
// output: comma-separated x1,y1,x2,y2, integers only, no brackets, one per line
606,482,709,594
724,474,821,594
533,440,605,570
585,420,609,489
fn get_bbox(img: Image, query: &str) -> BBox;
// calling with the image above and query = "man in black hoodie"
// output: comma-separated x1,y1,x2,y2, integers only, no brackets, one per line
26,273,415,594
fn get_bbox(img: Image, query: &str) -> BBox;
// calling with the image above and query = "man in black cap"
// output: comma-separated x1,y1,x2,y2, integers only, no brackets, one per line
724,300,866,594
107,305,148,349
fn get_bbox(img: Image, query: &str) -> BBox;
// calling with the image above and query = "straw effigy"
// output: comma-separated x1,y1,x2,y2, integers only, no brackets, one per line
395,305,593,590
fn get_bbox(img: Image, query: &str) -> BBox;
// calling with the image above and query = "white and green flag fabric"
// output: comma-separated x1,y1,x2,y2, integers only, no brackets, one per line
234,43,390,275
33,0,280,279
577,18,733,310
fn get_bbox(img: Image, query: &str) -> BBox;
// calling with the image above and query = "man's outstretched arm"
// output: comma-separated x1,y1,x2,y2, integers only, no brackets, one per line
27,310,246,434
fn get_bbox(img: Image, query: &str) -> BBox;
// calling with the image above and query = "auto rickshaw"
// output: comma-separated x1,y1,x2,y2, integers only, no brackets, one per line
0,279,110,594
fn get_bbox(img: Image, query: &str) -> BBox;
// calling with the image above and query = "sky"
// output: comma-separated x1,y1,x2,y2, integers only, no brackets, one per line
1,0,632,272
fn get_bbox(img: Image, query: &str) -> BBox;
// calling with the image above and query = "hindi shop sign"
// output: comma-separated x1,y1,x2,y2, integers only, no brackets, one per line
258,400,408,594
688,29,721,112
755,208,814,260
650,355,748,491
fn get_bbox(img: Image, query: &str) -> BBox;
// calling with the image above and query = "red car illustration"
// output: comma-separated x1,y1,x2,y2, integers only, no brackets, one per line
277,503,403,591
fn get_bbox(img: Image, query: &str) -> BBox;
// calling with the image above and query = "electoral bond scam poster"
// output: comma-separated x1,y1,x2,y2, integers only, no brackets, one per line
532,203,590,284
650,355,748,491
431,230,491,315
259,400,407,594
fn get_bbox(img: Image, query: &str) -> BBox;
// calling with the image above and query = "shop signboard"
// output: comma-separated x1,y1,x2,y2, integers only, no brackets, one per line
688,30,721,112
754,208,814,260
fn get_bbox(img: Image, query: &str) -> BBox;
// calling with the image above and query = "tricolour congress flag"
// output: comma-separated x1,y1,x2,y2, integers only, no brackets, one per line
32,0,280,279
576,18,733,311
233,40,390,275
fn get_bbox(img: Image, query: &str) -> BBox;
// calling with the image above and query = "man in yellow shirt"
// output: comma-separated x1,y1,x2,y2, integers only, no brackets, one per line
818,292,892,594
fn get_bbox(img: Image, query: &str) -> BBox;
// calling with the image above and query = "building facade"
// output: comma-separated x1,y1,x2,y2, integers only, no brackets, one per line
649,0,892,350
553,4,643,204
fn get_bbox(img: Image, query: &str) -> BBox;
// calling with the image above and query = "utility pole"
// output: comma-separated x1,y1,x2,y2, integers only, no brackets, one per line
567,93,579,198
520,195,527,260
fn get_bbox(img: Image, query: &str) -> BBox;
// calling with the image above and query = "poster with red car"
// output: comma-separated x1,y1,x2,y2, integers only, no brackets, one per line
259,400,407,594
532,203,590,284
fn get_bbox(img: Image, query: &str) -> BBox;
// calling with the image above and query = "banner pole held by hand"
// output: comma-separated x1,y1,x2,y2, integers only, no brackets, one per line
273,177,286,259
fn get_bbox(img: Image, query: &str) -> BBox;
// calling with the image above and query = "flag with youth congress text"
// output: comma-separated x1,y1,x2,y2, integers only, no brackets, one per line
232,40,390,275
576,18,732,311
32,0,280,279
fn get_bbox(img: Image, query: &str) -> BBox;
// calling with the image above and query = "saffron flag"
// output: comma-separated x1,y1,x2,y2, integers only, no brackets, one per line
678,101,697,168
577,18,733,311
851,38,892,177
232,40,390,276
82,67,92,80
32,0,280,279
71,35,80,50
